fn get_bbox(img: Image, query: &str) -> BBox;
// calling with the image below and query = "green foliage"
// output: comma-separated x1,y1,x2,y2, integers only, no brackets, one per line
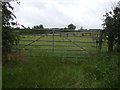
82,52,120,88
2,2,16,27
2,55,84,88
2,27,19,53
68,24,76,30
2,52,119,88
31,24,45,34
26,27,31,29
103,2,120,52
2,2,20,64
32,24,44,29
80,26,83,30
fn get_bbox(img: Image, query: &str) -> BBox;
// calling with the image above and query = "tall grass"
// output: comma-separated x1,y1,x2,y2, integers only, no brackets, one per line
3,55,84,88
2,51,120,88
81,52,120,88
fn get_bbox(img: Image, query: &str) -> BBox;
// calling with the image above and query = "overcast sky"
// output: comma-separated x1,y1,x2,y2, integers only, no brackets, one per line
11,0,119,29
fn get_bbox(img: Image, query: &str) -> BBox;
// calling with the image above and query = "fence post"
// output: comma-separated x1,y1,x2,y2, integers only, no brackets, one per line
52,30,55,55
98,30,102,53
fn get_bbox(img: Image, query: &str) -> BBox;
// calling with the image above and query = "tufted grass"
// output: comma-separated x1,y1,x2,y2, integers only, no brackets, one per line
2,51,120,88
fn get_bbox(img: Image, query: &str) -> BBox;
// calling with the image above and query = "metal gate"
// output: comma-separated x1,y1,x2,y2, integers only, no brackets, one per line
16,29,102,58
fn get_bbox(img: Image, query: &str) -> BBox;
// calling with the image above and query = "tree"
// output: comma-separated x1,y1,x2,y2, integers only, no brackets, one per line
80,26,84,30
2,2,19,64
103,1,120,52
68,24,76,30
64,27,67,30
32,24,44,29
32,24,45,34
25,26,31,30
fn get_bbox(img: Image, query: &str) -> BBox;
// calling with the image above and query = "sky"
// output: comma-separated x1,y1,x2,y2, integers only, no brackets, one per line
11,0,120,29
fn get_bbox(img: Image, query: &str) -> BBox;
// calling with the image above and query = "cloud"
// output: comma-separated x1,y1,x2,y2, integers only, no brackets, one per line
11,0,120,29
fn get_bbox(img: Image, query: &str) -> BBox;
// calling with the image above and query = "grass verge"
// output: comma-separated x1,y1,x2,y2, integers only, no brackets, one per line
2,52,120,88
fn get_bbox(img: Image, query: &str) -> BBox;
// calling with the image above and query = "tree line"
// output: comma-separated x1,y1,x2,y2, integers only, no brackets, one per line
26,23,76,30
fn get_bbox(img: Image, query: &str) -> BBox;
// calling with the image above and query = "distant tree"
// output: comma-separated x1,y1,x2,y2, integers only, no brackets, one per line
80,26,84,30
32,24,44,34
32,24,44,29
68,24,76,30
26,27,31,29
103,1,120,52
2,2,20,64
39,25,44,29
64,27,67,30
24,27,31,34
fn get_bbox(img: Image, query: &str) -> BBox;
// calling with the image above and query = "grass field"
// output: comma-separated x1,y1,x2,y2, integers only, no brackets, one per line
3,31,118,88
16,31,108,57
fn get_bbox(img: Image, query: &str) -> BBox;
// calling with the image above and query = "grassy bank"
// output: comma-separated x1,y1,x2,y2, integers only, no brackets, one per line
81,52,120,88
2,52,120,88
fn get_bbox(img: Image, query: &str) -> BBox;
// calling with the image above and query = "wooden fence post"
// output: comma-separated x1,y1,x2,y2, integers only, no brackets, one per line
98,30,103,53
52,30,55,55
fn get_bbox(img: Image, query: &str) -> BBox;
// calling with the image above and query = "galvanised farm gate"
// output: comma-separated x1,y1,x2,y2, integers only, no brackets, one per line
16,29,102,59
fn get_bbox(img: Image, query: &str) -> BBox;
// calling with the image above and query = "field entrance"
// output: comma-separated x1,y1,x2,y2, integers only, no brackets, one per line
17,29,102,59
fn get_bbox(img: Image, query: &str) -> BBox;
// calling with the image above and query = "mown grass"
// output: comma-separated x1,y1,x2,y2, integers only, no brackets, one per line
2,51,120,88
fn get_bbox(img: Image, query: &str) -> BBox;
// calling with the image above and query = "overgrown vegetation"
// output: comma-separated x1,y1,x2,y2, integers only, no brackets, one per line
2,2,20,64
82,52,120,88
2,0,120,88
103,1,120,52
2,52,120,88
